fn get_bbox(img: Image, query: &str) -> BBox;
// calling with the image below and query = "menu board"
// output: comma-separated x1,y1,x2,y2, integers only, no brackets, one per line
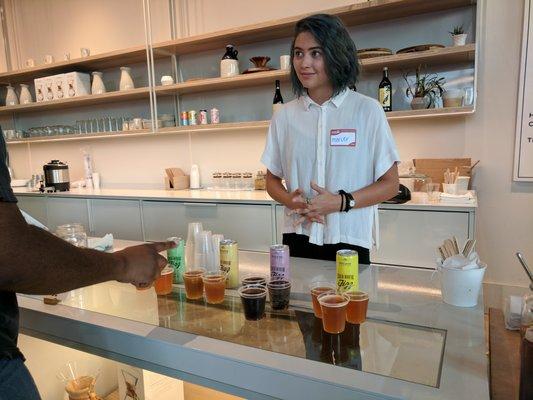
514,0,533,181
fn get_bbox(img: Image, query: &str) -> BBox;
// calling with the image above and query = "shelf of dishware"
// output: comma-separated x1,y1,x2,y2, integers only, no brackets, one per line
0,44,475,115
0,0,475,85
5,107,474,145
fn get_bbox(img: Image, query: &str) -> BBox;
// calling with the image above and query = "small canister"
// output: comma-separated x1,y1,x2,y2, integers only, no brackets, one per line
336,249,359,292
180,111,189,126
188,110,197,126
210,108,220,124
199,109,208,125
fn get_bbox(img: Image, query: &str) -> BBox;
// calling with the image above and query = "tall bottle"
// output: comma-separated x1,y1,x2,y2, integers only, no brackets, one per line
273,80,284,114
379,67,392,112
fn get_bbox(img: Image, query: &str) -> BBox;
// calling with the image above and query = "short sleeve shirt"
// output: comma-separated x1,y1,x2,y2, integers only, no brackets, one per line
0,127,22,360
261,90,400,249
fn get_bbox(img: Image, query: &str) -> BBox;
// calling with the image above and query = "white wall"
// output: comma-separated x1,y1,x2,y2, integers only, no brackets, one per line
4,0,533,303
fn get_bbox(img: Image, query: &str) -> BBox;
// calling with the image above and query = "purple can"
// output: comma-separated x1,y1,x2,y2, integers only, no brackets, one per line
210,108,220,124
270,244,290,279
199,109,208,125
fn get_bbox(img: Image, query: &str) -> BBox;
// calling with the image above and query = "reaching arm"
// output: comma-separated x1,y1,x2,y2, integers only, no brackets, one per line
266,170,307,210
0,202,173,294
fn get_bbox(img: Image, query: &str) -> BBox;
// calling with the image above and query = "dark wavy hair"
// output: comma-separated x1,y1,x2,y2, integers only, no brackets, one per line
290,14,360,97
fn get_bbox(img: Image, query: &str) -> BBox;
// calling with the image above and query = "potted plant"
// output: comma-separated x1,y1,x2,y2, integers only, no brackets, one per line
403,66,445,110
449,25,467,46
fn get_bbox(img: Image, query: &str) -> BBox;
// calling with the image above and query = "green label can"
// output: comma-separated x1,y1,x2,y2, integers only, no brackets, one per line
167,237,185,284
336,249,359,292
220,239,239,288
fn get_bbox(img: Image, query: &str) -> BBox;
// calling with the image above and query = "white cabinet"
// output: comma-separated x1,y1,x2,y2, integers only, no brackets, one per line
16,195,47,226
90,199,143,241
46,197,90,232
371,208,471,268
142,201,273,251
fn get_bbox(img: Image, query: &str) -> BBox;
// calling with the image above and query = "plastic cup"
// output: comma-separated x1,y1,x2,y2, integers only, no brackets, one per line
267,279,291,310
427,183,441,203
202,271,227,304
241,273,268,287
183,268,206,300
238,284,267,321
318,292,350,334
309,281,336,318
345,291,369,324
154,265,174,295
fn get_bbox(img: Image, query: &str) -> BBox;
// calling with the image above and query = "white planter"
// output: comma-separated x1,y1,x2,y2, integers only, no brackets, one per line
220,59,239,77
452,33,467,46
119,67,134,91
91,71,106,95
19,84,33,104
5,85,18,106
410,96,430,110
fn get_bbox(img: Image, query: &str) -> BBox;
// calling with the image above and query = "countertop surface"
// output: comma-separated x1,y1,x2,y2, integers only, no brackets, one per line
13,187,478,210
18,239,488,400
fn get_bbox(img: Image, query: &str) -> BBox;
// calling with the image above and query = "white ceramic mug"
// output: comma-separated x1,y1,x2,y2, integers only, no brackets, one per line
80,48,90,57
63,52,71,61
44,55,54,64
280,55,291,70
160,75,174,86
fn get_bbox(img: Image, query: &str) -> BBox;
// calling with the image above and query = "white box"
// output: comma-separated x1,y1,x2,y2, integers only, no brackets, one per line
33,78,45,103
51,73,66,100
63,72,90,98
117,363,184,400
42,77,54,102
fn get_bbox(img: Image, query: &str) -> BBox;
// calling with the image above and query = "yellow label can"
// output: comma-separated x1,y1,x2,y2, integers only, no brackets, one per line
336,249,359,292
220,239,239,288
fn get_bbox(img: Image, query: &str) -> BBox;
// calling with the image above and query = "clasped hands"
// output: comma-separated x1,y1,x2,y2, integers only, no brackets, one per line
286,181,342,227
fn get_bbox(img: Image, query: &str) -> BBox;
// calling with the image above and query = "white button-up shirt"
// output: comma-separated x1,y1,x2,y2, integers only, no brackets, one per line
261,89,400,249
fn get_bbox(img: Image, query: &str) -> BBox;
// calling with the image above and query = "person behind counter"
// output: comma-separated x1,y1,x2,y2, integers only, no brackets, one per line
261,14,400,263
0,127,175,400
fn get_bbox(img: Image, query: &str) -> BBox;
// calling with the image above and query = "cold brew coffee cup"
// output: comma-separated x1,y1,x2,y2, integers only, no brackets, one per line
202,271,227,304
309,281,336,318
241,273,268,287
345,290,369,324
318,292,350,334
238,284,267,321
183,268,206,300
267,279,291,310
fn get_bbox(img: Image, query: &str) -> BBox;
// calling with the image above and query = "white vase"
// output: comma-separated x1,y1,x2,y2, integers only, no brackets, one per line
119,67,134,91
5,86,18,106
19,84,33,104
91,71,106,95
452,33,467,46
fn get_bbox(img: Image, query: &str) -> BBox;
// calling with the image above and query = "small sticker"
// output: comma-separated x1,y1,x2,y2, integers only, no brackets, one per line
330,129,356,147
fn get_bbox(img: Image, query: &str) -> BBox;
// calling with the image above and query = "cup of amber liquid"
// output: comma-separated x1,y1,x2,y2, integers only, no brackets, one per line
238,284,267,321
309,281,336,318
318,292,350,334
154,265,174,295
345,290,369,324
183,268,206,300
202,271,227,304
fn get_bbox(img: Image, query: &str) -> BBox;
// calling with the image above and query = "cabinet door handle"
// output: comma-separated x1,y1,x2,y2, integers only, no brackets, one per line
183,202,218,207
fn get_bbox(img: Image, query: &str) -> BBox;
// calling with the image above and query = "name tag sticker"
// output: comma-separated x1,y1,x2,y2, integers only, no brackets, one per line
330,129,356,147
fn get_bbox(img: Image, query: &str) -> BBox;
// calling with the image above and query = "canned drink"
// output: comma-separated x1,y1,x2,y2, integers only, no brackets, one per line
220,239,239,288
210,108,220,124
167,237,185,284
199,109,208,125
270,244,290,279
180,111,189,126
188,110,197,125
336,249,359,292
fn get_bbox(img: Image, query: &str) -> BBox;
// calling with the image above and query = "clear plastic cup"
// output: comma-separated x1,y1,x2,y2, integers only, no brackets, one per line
202,271,227,304
427,183,441,203
185,222,203,269
318,292,350,334
183,268,206,300
309,281,336,318
194,231,214,270
345,290,369,324
238,284,267,321
267,279,291,310
241,273,268,288
154,265,174,295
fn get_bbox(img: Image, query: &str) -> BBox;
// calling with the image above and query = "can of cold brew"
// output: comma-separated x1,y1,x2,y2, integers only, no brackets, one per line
220,239,239,288
336,249,359,292
167,237,185,284
270,244,290,280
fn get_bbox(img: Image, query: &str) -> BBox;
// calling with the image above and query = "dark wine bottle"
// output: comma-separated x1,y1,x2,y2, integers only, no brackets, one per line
379,67,392,112
273,80,284,114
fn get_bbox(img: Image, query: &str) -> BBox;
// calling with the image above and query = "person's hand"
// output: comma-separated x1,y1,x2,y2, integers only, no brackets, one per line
307,181,342,216
113,241,176,289
285,188,307,211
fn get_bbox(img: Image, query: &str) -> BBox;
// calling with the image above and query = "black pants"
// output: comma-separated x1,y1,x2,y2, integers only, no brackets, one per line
283,233,370,264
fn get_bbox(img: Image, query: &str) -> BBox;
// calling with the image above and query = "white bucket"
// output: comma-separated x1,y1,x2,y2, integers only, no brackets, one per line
438,264,486,307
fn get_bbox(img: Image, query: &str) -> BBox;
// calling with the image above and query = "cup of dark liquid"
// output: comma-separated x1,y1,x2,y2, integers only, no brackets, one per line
241,273,267,287
238,284,267,320
267,279,291,310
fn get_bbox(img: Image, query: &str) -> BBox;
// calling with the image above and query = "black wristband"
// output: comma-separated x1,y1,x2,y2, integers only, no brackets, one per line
339,192,345,212
339,190,354,212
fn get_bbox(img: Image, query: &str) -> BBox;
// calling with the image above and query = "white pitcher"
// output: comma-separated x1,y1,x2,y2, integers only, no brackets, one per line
119,67,134,91
5,86,18,106
19,84,33,104
91,71,106,95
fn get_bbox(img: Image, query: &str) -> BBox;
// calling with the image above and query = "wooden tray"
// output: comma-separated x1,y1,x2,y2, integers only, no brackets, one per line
396,44,445,54
242,67,277,74
357,48,392,59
